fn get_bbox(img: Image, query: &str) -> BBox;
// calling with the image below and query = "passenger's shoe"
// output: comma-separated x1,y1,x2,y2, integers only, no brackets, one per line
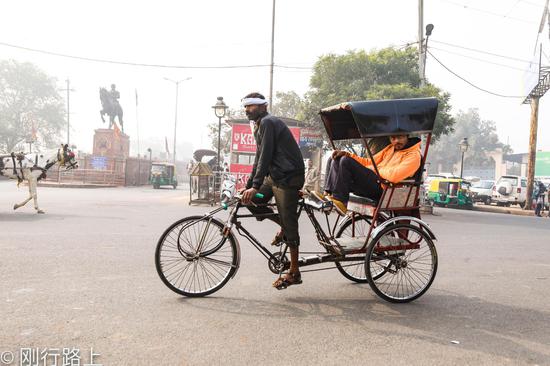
311,191,329,202
328,196,348,215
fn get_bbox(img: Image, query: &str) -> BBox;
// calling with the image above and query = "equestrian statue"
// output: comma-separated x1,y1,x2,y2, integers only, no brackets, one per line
0,144,78,214
99,84,124,132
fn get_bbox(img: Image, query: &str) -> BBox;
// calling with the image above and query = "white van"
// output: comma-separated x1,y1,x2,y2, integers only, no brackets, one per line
492,175,527,208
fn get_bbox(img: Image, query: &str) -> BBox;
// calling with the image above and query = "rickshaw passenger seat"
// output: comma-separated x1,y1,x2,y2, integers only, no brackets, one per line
348,193,378,206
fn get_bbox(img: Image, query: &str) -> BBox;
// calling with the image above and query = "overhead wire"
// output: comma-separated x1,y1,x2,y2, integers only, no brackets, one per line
429,45,537,72
519,0,546,7
440,0,539,24
0,41,311,70
430,40,533,64
427,49,526,98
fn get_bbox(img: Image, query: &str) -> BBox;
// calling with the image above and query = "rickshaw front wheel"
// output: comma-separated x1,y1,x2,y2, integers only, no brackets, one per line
155,215,238,297
365,223,437,303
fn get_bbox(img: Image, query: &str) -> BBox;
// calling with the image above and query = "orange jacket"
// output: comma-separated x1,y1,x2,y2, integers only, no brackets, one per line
350,138,421,183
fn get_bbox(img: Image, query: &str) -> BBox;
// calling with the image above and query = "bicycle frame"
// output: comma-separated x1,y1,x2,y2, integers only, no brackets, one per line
197,197,373,273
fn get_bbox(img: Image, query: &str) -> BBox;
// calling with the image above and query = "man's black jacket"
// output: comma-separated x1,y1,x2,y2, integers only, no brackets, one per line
246,114,305,189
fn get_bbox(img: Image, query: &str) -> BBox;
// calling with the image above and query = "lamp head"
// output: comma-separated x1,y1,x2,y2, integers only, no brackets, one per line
212,96,228,118
459,137,469,153
426,24,434,37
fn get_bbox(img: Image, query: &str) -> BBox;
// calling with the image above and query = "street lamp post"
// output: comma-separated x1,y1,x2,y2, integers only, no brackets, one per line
164,77,191,166
212,96,228,172
459,137,469,179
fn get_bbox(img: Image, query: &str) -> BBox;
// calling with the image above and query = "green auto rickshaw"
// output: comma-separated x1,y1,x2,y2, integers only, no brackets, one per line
426,178,473,209
150,162,178,189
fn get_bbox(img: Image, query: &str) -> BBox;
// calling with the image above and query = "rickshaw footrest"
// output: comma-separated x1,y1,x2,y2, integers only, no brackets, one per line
298,253,336,267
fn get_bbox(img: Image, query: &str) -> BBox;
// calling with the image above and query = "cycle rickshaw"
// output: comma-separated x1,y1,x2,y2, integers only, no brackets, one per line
155,97,439,303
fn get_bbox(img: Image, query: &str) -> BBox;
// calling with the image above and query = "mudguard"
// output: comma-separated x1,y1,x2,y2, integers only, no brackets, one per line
370,216,437,241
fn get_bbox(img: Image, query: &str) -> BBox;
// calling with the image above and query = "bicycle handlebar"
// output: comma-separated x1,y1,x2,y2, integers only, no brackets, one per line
222,192,264,210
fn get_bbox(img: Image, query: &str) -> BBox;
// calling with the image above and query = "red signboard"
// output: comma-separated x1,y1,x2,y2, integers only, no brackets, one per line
230,163,253,174
230,123,301,153
231,124,256,153
289,127,300,143
230,122,301,189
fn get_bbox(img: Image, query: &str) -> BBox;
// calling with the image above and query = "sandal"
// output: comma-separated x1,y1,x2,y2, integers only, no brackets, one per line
273,272,302,290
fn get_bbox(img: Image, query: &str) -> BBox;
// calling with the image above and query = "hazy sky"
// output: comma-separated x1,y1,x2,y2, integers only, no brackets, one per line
2,0,549,156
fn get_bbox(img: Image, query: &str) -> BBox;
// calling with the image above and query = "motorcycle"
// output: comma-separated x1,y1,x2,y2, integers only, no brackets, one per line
220,173,236,204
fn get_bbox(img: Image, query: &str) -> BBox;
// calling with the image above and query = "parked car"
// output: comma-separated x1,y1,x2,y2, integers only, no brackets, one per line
492,175,527,208
470,180,494,205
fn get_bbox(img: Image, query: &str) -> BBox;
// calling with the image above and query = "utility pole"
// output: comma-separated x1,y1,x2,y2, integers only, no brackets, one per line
59,79,75,144
418,0,424,87
136,89,141,185
526,97,539,208
269,0,276,110
164,77,192,166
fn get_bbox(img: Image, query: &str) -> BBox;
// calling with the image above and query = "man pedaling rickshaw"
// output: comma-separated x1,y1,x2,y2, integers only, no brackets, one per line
315,134,421,214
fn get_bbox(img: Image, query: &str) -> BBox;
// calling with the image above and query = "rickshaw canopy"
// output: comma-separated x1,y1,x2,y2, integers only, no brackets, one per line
319,97,438,141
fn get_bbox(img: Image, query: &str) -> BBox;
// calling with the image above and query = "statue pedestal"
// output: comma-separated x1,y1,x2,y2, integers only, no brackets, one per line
93,129,129,159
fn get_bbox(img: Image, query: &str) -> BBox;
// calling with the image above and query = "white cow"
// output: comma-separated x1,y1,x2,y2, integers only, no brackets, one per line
0,144,78,213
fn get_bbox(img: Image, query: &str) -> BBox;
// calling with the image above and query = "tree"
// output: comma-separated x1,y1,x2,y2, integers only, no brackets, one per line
428,108,512,173
206,108,242,156
271,91,304,120
206,120,232,156
301,47,455,141
0,59,65,153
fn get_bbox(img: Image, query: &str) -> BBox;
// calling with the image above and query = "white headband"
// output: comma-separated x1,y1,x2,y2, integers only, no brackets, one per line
242,97,268,107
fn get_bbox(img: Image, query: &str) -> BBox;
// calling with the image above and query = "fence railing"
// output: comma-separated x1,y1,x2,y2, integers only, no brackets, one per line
45,168,125,185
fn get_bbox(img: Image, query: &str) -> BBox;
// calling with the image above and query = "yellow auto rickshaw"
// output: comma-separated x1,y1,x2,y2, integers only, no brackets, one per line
426,178,473,208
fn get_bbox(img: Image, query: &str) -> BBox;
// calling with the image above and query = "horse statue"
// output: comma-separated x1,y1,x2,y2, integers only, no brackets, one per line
0,144,78,214
99,87,124,132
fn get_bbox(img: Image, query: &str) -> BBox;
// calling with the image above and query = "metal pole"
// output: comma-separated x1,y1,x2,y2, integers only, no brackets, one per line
173,82,179,165
66,79,70,144
418,0,424,87
525,97,539,210
269,0,276,110
136,89,141,184
216,116,223,203
217,116,222,172
460,151,465,179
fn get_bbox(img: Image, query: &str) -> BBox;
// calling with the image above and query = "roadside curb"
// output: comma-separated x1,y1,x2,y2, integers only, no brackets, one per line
472,204,535,217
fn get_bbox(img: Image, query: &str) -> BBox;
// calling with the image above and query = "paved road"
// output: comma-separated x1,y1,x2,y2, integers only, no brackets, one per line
1,181,549,365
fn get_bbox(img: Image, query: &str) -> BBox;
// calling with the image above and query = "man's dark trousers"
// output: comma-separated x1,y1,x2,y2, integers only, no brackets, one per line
247,174,304,247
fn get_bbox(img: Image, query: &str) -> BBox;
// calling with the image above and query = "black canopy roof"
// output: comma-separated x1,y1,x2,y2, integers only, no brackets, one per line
319,98,438,140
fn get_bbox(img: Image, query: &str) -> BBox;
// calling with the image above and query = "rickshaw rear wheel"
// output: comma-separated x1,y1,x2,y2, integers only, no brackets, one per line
335,214,388,283
155,215,238,297
365,223,437,303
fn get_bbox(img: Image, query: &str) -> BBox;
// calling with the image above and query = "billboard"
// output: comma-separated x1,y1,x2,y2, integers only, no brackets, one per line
230,123,300,153
231,123,256,153
536,151,550,176
299,127,323,148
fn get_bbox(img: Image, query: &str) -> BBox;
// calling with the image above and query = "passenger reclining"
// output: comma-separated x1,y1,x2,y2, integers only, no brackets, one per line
320,135,421,214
